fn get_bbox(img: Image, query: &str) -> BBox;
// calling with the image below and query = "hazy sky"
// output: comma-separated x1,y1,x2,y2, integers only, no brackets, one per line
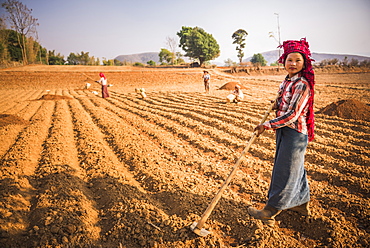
1,0,370,63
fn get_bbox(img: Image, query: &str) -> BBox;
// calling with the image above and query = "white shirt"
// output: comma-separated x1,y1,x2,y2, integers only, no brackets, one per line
99,77,107,85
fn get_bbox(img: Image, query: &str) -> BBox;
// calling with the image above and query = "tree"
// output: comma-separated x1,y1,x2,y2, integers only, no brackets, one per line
224,58,237,67
0,29,22,62
0,18,9,63
66,51,98,65
166,36,177,65
250,53,267,67
232,29,248,64
177,26,220,66
147,60,156,66
113,59,122,66
175,52,185,65
158,48,173,64
2,0,39,65
48,50,65,65
0,28,48,64
67,52,78,65
102,58,113,66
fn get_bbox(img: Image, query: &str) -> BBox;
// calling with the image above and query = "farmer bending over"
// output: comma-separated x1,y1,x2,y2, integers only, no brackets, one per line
226,85,244,103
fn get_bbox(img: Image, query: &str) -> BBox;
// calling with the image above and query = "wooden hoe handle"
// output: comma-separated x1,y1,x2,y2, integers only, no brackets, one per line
194,94,279,231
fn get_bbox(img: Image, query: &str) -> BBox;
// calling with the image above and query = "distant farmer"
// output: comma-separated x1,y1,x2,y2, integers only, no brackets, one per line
202,70,210,94
248,38,315,226
97,72,109,98
135,88,147,99
226,85,244,103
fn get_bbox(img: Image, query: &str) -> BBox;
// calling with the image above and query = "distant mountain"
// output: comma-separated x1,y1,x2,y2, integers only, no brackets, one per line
115,52,159,64
244,50,370,65
115,51,370,66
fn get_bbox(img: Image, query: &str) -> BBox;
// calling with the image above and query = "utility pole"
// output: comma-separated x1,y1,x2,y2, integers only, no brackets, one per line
274,13,281,71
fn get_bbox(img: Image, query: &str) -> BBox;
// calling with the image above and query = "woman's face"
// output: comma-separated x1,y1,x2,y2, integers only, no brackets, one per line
285,52,304,78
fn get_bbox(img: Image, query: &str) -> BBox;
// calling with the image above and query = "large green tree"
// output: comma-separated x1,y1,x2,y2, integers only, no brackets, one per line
232,29,248,64
177,26,220,66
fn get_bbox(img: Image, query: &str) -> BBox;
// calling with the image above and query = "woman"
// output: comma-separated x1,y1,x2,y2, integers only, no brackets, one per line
98,72,110,98
248,38,315,226
226,85,244,103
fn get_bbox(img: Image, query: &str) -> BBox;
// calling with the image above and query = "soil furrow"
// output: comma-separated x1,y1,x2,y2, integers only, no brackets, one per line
89,96,226,174
75,95,292,247
118,94,279,162
0,100,55,245
89,95,268,205
114,94,252,147
0,89,33,109
68,92,242,247
0,91,44,156
144,94,258,133
75,93,230,196
107,95,236,159
0,90,42,114
1,67,369,248
28,99,101,247
66,92,197,247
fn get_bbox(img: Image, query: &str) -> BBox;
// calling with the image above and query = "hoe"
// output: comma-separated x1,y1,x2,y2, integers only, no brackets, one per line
190,95,278,237
82,73,113,87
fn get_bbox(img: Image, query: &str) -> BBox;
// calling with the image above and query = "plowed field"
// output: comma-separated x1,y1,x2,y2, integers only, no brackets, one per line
0,65,369,247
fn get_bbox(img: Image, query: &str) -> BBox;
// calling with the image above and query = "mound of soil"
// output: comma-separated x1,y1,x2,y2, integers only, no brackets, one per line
38,94,73,100
218,82,247,90
0,114,29,127
318,99,370,121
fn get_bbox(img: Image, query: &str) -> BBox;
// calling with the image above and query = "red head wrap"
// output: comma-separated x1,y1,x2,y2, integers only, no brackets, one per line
278,38,315,142
99,72,106,79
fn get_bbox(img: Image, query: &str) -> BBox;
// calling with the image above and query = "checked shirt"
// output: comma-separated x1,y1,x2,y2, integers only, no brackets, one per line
263,73,311,136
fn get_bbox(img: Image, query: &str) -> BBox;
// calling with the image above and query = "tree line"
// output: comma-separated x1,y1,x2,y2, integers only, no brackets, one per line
317,58,370,68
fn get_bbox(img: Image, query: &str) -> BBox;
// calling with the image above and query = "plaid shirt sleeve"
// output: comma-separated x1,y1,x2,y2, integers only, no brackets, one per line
263,76,311,134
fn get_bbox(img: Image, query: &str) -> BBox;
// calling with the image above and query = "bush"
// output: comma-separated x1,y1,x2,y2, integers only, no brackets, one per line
147,60,156,66
133,62,144,67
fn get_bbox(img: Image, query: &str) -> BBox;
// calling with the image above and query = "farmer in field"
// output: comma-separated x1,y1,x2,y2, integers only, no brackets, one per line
226,85,244,103
202,70,210,93
98,72,110,98
248,38,315,226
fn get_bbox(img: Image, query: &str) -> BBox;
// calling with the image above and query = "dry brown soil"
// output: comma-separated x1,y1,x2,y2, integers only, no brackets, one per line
0,65,369,247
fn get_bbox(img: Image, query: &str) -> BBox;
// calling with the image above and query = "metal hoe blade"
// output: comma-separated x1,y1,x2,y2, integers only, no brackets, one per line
190,222,211,237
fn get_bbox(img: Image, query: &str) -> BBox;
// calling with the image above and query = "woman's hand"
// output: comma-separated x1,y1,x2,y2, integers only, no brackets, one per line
272,99,278,110
254,125,266,137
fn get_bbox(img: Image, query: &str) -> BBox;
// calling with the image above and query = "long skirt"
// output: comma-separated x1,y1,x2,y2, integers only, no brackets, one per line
266,126,310,210
102,85,110,98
